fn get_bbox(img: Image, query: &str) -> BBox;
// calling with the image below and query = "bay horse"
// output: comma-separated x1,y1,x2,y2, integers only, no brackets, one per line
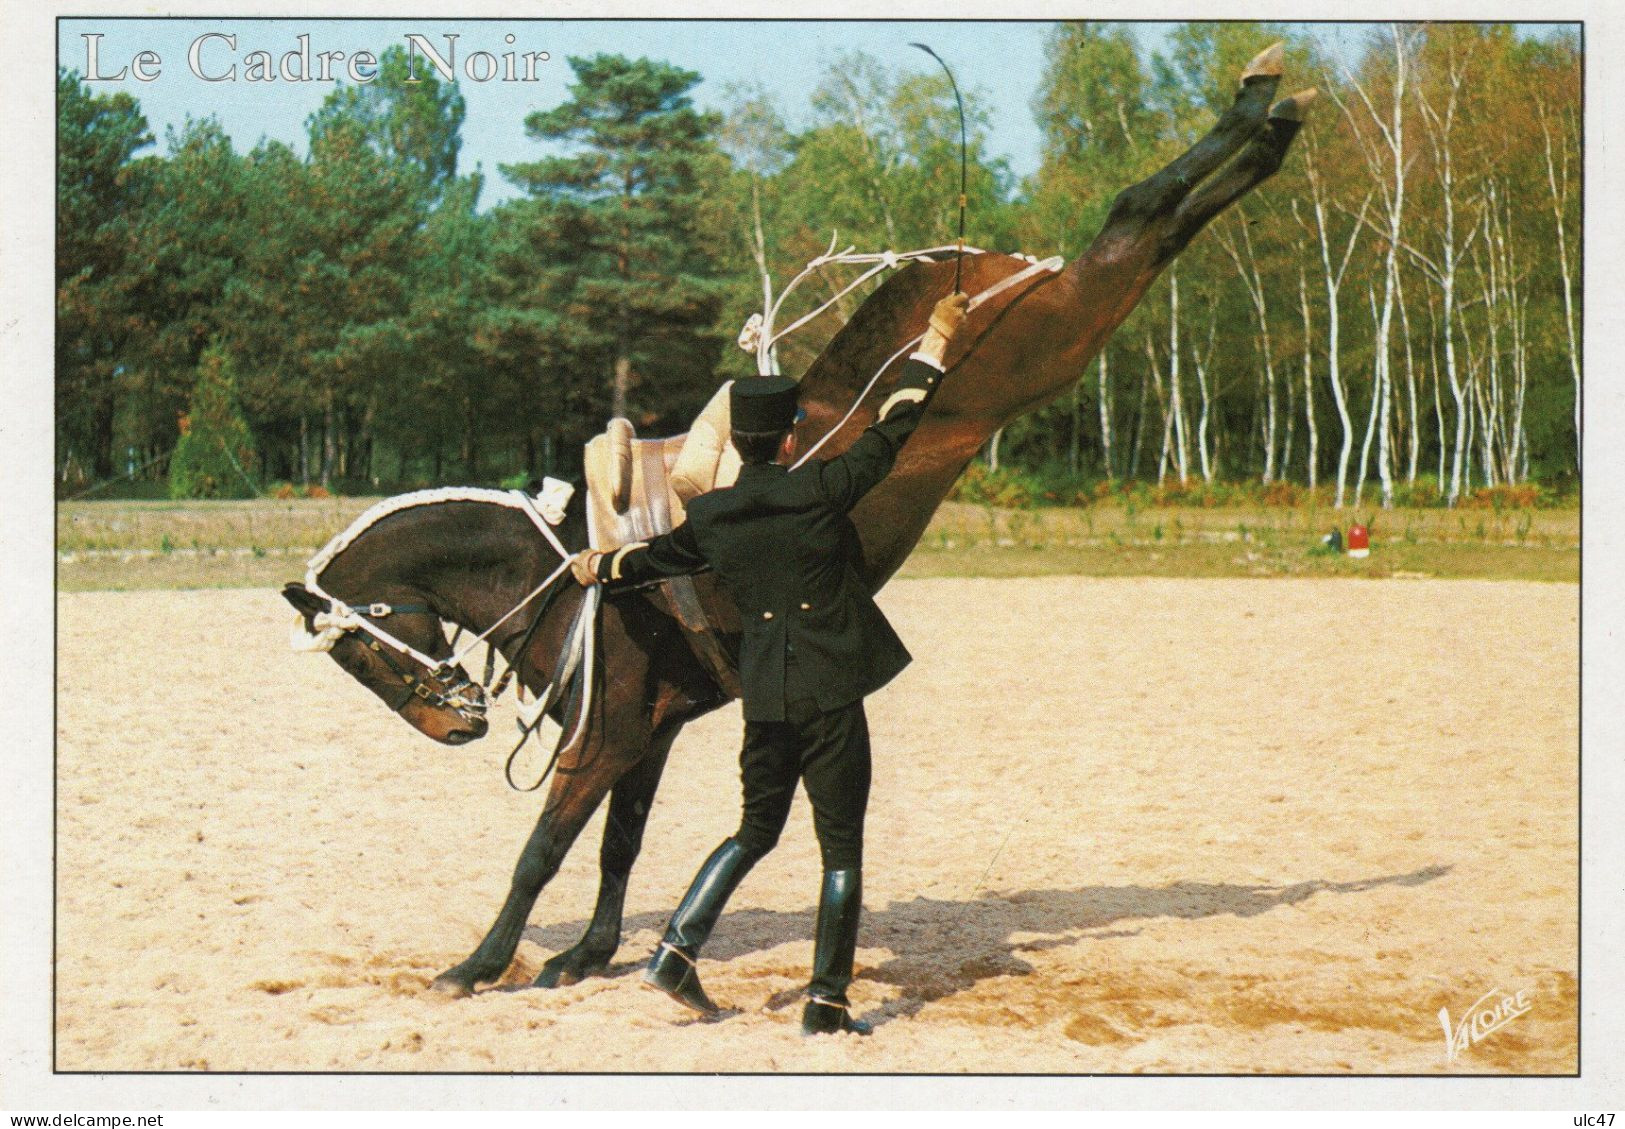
283,46,1314,997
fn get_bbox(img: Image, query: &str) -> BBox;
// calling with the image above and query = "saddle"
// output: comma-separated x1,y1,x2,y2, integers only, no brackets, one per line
582,381,741,552
580,382,744,698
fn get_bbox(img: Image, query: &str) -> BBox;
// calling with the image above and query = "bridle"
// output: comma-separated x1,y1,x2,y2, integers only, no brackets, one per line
292,488,599,780
326,600,490,720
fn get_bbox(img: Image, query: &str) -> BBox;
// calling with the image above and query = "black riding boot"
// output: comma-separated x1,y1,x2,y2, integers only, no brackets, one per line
644,838,756,1016
801,868,872,1035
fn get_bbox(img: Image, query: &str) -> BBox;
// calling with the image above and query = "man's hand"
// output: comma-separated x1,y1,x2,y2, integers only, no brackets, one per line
930,291,969,339
917,291,970,366
569,550,603,587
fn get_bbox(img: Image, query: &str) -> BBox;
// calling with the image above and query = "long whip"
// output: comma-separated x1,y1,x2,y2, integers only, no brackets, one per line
909,42,968,294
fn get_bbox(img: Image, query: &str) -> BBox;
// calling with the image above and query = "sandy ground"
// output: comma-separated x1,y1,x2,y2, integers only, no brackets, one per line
55,578,1577,1074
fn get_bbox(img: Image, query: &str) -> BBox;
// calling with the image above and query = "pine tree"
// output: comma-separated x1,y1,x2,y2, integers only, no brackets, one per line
499,54,730,434
56,68,155,483
168,344,259,499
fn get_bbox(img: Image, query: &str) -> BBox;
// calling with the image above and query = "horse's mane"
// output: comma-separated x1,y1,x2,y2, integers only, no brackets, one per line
305,487,568,583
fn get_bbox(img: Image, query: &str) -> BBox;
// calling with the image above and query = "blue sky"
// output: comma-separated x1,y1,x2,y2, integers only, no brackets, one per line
59,19,1571,210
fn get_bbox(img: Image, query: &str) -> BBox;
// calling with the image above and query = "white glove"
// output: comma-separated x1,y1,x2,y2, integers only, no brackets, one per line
917,292,969,366
570,550,603,587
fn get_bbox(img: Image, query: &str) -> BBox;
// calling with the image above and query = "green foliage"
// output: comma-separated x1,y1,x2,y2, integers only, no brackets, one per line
54,25,1583,501
123,118,249,455
949,462,1046,508
1392,476,1442,508
496,55,730,439
56,68,155,483
1025,24,1165,258
306,46,466,190
168,345,259,499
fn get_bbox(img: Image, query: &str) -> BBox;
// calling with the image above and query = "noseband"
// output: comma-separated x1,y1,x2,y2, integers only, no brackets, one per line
352,605,489,718
299,596,489,722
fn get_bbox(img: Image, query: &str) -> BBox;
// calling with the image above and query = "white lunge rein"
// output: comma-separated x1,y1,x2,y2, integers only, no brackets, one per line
754,240,1063,467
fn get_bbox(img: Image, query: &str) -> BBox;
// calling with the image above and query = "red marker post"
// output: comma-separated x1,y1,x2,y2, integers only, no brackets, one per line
1347,523,1370,558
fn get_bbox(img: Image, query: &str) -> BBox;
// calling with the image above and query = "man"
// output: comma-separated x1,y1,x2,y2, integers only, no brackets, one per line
571,291,968,1035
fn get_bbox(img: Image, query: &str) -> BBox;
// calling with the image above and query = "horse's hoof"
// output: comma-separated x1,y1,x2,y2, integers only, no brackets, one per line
534,948,611,989
428,971,477,998
1269,88,1319,123
1241,42,1285,85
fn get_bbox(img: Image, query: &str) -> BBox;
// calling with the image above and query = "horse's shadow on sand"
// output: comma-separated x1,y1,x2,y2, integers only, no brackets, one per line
520,864,1451,1027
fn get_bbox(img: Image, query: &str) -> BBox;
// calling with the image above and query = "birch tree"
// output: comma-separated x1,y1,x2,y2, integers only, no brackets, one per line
1293,251,1319,490
1394,24,1484,504
1291,144,1367,506
717,86,793,374
1536,83,1581,474
1216,212,1283,482
1330,23,1418,508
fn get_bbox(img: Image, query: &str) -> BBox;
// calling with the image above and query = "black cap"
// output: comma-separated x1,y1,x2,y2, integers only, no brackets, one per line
730,377,799,433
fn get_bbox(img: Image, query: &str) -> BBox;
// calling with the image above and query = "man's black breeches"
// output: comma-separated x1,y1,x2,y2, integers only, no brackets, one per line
733,691,871,872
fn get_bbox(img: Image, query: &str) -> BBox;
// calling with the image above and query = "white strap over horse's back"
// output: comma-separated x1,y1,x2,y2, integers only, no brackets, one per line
787,253,1066,469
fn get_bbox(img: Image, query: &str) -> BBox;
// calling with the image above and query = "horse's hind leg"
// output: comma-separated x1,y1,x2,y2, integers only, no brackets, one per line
1158,91,1316,260
1098,43,1283,239
533,720,681,988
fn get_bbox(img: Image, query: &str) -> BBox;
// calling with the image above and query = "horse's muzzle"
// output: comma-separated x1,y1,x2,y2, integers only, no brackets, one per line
441,719,488,746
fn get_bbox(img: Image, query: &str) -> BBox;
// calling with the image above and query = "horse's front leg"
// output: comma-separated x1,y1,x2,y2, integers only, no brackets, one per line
533,719,682,988
429,721,650,994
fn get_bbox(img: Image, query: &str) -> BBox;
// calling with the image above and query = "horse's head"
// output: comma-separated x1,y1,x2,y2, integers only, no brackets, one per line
282,581,489,746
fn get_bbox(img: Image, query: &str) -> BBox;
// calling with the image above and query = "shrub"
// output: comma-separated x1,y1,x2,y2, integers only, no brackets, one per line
1393,476,1442,508
949,462,1042,508
268,481,335,500
1140,478,1246,507
168,345,259,499
1259,479,1304,507
1462,484,1542,511
947,463,1572,513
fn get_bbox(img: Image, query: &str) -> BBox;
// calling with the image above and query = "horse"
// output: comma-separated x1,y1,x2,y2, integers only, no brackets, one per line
282,46,1314,997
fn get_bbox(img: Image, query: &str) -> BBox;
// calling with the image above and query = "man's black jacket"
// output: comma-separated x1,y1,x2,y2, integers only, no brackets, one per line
597,356,945,722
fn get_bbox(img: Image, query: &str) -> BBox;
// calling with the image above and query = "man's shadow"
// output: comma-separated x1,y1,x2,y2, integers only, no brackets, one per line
521,864,1451,1027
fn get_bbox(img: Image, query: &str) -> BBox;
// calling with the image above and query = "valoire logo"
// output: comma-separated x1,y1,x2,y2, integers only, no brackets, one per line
1439,986,1533,1064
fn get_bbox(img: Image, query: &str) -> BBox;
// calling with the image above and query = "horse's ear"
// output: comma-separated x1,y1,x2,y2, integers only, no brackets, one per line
282,582,326,617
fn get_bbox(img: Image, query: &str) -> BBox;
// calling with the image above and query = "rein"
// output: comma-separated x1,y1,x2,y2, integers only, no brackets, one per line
748,238,991,377
503,586,600,792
